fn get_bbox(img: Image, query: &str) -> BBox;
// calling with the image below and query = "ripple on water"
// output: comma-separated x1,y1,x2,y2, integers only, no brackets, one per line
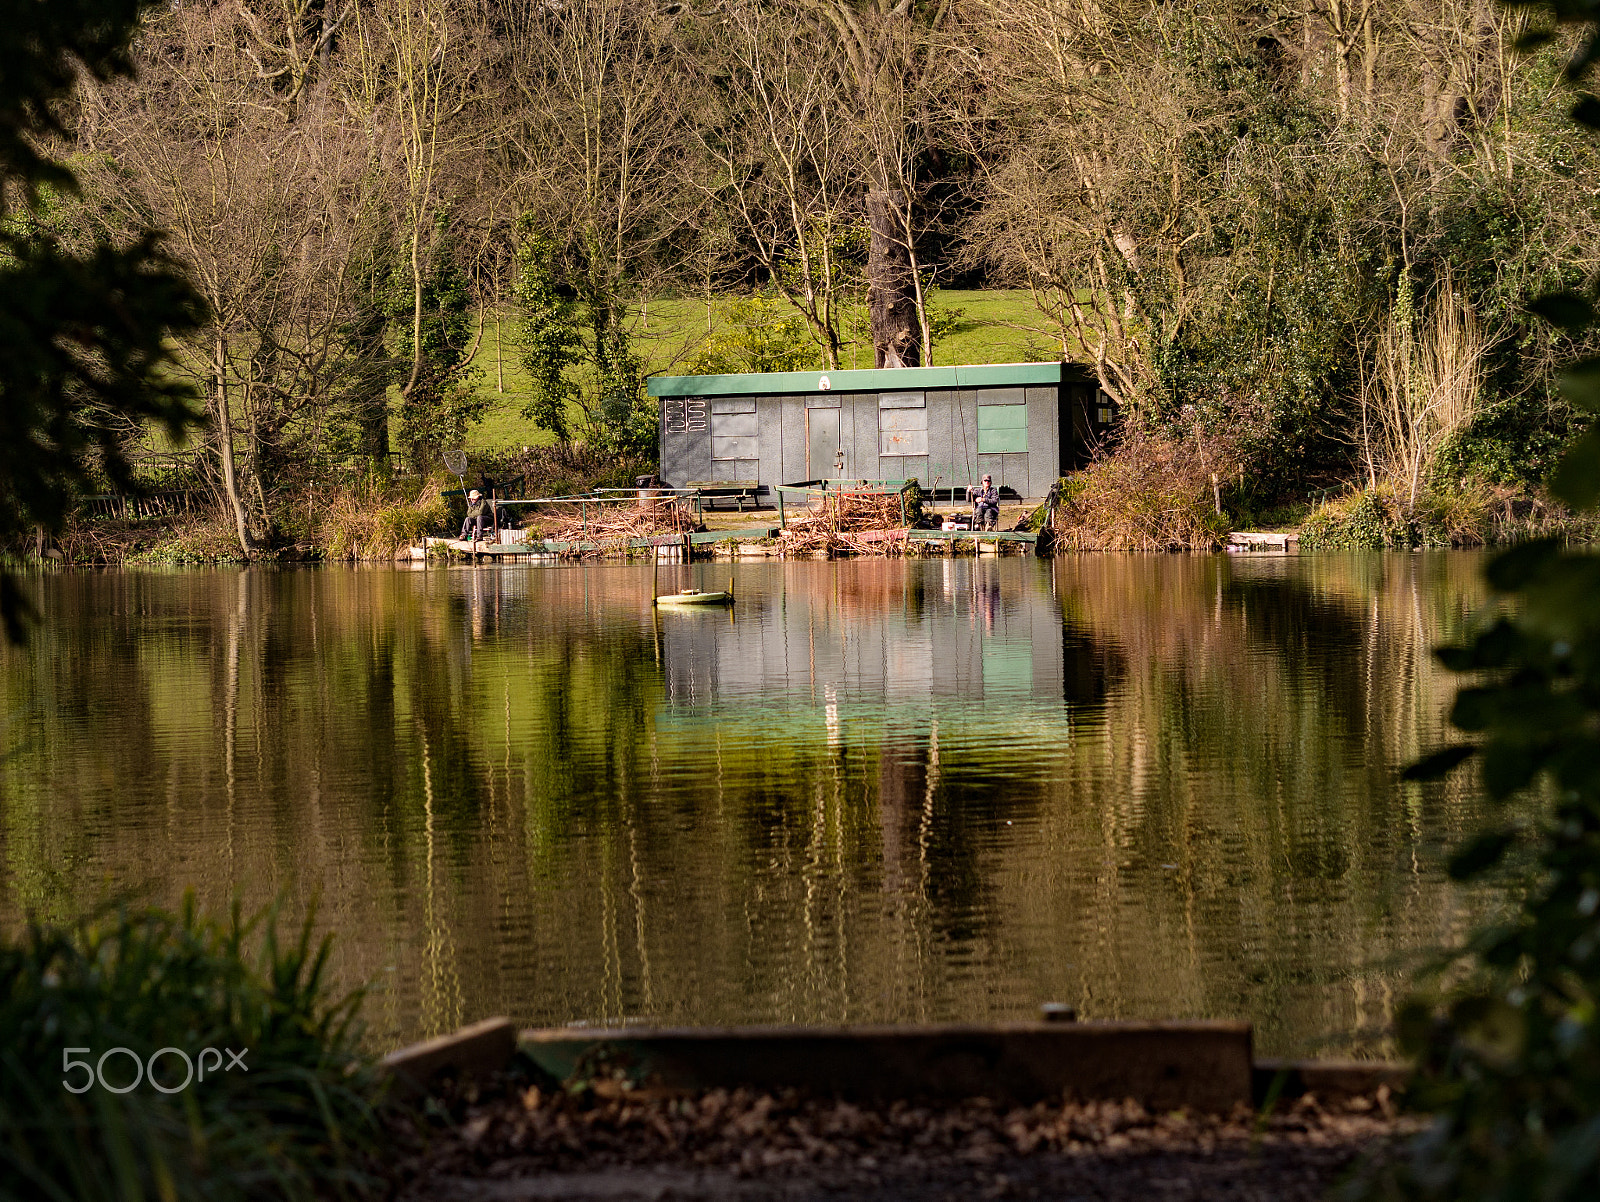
0,553,1506,1055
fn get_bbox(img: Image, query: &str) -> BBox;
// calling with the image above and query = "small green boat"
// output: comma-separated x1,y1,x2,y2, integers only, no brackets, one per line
653,577,736,607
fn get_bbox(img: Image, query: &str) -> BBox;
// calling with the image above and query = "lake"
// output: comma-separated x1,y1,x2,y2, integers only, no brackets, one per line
0,553,1503,1057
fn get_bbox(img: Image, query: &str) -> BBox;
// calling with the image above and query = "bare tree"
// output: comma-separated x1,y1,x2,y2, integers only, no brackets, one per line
686,2,860,369
952,0,1200,405
351,0,491,404
798,0,953,369
502,0,698,446
80,2,401,554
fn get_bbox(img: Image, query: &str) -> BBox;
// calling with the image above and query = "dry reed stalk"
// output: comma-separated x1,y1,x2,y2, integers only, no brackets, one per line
1052,424,1237,552
776,491,908,557
540,496,698,559
1359,274,1490,509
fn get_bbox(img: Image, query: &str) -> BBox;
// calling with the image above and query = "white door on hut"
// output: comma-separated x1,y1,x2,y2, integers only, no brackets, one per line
877,391,928,483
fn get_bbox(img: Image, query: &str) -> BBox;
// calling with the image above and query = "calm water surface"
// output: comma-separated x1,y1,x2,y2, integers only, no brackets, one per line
0,554,1505,1056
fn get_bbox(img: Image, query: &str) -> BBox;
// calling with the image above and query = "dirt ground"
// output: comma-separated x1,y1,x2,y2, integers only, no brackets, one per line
389,1071,1415,1202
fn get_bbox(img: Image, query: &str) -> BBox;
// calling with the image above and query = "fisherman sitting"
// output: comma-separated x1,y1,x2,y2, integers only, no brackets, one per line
973,474,1000,531
460,489,494,541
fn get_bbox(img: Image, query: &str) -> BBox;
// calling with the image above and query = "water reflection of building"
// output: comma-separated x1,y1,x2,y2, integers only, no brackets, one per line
661,561,1081,712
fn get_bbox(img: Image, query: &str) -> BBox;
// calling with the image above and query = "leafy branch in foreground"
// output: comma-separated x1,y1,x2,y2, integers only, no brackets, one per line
1349,5,1600,1198
0,0,203,636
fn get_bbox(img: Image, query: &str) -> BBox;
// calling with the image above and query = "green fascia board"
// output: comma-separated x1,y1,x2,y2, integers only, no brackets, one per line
977,404,1028,430
647,361,1072,398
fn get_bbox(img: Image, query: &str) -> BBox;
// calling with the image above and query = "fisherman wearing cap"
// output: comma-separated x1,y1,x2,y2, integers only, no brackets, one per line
973,474,1000,531
460,488,494,541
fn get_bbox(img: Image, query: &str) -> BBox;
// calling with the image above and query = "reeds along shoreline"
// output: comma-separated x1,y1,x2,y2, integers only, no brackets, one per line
47,456,1597,566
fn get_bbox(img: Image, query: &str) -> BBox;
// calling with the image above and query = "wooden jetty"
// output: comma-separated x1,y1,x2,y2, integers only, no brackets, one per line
1227,531,1299,553
407,524,1040,563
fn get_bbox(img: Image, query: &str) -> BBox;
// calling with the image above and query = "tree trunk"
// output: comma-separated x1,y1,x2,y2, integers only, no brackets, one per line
866,189,920,369
214,338,258,558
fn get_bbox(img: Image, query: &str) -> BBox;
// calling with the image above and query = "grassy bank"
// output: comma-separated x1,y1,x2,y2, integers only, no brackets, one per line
462,289,1062,450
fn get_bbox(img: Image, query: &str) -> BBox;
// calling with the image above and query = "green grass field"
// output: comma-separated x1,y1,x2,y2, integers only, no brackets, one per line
463,290,1065,450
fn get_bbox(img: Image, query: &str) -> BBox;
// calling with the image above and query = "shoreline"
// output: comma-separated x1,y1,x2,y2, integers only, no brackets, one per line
381,1018,1415,1202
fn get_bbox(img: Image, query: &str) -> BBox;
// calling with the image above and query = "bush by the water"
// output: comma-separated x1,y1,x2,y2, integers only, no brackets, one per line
1050,425,1234,551
0,896,385,1202
316,479,451,561
1300,482,1592,551
473,442,655,501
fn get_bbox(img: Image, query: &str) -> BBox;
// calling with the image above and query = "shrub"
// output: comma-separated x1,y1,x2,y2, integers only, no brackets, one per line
1298,488,1416,550
1300,480,1593,551
1051,424,1234,551
319,478,450,560
0,895,385,1202
687,297,821,375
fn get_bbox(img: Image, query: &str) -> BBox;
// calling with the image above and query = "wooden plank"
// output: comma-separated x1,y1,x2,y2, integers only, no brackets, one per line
381,1016,517,1097
690,528,778,544
908,529,1038,544
1228,531,1298,549
521,1021,1253,1112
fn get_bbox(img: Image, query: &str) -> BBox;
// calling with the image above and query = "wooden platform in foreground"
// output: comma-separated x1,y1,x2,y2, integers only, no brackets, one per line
381,1017,1405,1114
522,1021,1252,1112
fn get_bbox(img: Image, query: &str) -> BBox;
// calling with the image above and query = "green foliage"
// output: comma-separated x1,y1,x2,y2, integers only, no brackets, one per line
1348,9,1600,1197
0,0,204,637
513,219,655,460
515,232,583,442
687,297,821,375
1299,490,1418,551
387,216,488,470
1300,480,1532,551
925,299,969,349
1349,541,1600,1202
1433,391,1579,489
1118,27,1384,489
0,896,385,1202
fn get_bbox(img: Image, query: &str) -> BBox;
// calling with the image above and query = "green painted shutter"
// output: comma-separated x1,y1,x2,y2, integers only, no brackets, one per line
977,404,1028,453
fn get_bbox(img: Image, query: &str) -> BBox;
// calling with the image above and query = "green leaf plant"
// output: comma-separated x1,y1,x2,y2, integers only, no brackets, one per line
1350,6,1600,1198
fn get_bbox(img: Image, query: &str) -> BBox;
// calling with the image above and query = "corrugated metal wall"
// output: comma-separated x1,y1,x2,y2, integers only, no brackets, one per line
659,376,1085,497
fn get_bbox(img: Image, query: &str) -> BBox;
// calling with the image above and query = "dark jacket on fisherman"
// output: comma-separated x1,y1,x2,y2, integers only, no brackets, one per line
461,491,494,538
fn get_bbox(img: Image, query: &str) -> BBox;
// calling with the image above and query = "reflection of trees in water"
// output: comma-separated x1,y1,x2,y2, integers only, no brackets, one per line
1036,552,1496,1054
0,556,1508,1055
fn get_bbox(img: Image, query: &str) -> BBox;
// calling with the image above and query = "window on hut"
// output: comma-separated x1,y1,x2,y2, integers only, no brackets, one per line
878,391,927,456
977,403,1028,453
711,396,758,481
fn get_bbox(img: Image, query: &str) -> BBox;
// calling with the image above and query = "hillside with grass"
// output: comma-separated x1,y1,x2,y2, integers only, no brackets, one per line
462,290,1064,450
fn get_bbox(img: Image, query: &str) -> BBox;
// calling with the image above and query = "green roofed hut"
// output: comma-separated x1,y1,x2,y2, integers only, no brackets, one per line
648,362,1116,505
